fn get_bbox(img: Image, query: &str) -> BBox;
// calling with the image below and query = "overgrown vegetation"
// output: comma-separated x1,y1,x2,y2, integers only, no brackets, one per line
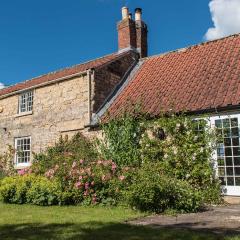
0,146,15,180
31,133,98,174
98,114,143,167
0,113,222,213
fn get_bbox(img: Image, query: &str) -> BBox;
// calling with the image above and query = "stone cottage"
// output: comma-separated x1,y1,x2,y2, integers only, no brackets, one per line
1,7,240,200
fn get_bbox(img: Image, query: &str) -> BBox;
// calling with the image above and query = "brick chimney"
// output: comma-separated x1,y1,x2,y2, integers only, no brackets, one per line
135,8,148,58
117,7,137,51
117,7,148,58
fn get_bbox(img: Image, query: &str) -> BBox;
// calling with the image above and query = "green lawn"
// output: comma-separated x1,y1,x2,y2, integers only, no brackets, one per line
0,203,239,240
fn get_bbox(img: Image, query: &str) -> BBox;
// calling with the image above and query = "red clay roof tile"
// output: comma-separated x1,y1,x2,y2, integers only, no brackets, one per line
0,51,130,97
106,34,240,118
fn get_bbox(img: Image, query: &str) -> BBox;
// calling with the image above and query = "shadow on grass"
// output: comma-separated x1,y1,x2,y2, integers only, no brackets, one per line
0,221,231,240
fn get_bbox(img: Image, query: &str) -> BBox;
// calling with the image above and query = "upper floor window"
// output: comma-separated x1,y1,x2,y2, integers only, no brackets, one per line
15,137,31,166
19,91,34,113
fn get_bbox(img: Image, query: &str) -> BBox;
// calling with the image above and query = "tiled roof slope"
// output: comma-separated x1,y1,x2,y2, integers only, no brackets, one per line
0,51,129,97
107,34,240,117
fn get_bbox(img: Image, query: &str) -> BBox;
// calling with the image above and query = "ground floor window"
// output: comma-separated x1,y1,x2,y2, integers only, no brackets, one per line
214,117,240,187
210,114,240,196
15,137,31,166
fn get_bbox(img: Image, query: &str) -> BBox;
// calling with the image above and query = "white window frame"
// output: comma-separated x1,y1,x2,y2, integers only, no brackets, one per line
18,91,34,114
210,114,240,196
15,136,32,168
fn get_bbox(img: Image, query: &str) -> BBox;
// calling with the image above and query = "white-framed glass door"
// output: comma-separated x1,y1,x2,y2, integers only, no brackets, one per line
210,114,240,196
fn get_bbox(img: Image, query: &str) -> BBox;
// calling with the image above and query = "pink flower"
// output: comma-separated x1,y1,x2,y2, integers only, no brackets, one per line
84,190,89,196
45,169,55,179
79,159,84,164
112,163,117,171
79,176,83,180
103,161,110,166
18,169,26,176
75,181,82,189
97,160,102,165
85,182,90,190
92,196,97,204
72,161,77,169
119,175,125,181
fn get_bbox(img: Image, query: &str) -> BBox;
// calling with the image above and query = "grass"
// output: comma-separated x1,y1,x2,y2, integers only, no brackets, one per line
0,203,239,240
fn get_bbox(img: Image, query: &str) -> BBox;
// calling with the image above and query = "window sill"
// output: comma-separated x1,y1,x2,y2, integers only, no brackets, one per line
14,163,31,170
15,111,33,118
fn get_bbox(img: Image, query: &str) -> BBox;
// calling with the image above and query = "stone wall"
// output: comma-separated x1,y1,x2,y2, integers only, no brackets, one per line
0,51,138,163
0,74,90,155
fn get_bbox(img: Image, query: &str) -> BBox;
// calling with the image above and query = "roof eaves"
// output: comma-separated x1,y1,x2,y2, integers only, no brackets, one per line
0,51,128,99
0,70,89,100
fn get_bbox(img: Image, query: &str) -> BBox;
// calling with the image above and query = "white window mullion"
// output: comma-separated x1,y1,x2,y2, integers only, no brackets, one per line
210,114,240,196
19,91,33,114
15,137,31,167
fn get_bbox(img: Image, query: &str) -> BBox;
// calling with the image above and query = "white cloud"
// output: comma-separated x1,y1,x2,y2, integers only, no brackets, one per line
205,0,240,41
0,83,5,89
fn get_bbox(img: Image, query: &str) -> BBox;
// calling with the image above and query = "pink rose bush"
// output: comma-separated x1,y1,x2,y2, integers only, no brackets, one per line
17,168,32,176
1,158,133,206
42,159,132,205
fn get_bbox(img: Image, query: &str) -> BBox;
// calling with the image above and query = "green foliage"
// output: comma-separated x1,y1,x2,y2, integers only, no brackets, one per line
26,176,60,206
0,174,61,206
0,174,35,204
127,163,203,213
0,146,16,179
0,160,132,206
42,159,133,206
32,133,97,174
0,113,222,212
100,113,221,212
98,114,144,167
141,114,218,188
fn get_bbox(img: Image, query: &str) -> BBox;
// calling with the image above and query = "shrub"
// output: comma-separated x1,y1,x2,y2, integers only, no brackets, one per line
0,174,35,204
58,190,84,205
141,114,217,188
26,176,60,206
0,146,16,178
127,163,204,213
43,159,131,206
32,133,97,175
98,114,144,167
0,174,61,206
0,114,221,212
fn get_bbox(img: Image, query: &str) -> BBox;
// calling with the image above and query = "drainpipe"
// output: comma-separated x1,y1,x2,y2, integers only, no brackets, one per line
87,69,94,125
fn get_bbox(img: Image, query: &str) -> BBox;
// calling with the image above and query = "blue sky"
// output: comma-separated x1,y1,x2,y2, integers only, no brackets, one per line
1,0,240,87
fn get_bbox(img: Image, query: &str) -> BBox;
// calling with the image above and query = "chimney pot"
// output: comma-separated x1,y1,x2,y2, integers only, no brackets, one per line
135,8,142,21
118,7,148,58
122,7,129,20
